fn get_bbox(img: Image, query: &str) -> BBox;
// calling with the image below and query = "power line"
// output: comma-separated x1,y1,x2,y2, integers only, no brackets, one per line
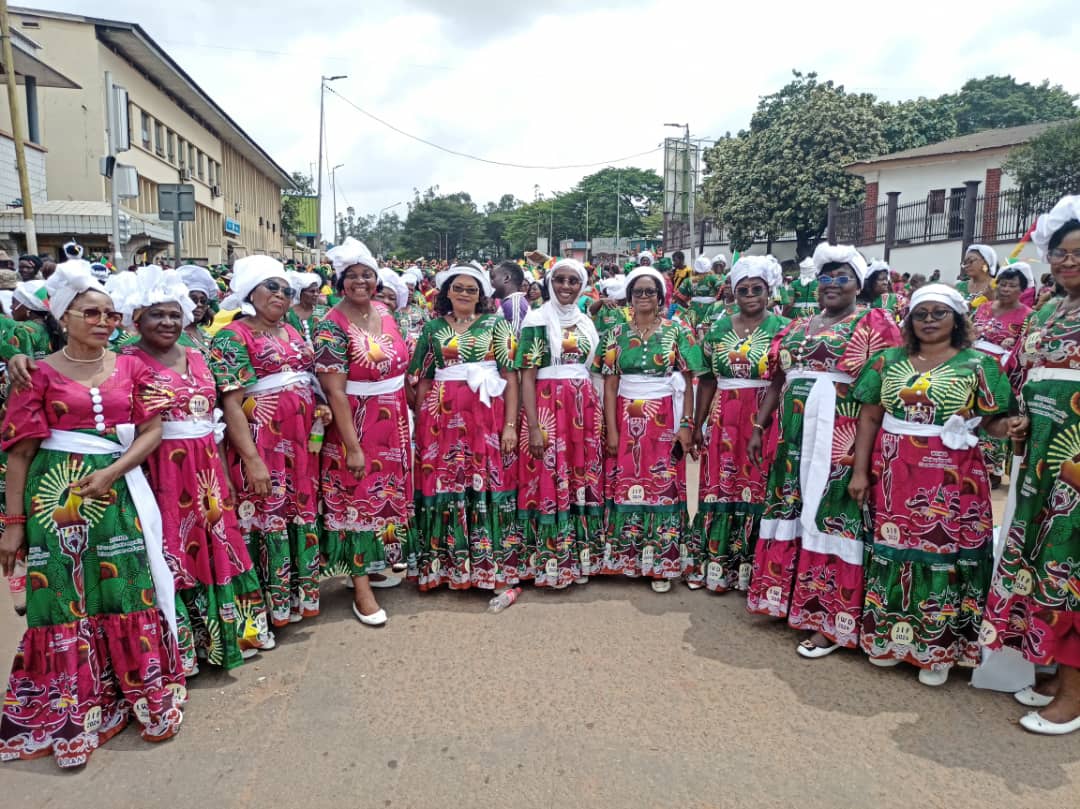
323,86,663,171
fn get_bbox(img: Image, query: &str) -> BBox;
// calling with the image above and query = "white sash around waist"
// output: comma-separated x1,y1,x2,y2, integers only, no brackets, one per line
690,295,715,304
537,364,591,381
345,373,406,398
715,378,770,391
39,426,176,642
434,360,506,407
1026,366,1080,384
793,301,817,309
161,418,225,443
882,412,980,451
247,370,317,396
619,372,688,429
973,339,1009,357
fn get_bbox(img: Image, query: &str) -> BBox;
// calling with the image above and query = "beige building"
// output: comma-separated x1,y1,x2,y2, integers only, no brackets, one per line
0,8,293,264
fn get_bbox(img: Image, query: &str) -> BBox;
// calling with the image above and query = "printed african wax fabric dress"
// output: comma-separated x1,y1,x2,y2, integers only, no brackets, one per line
210,320,321,627
687,313,789,592
971,301,1031,479
747,308,901,647
853,348,1008,669
285,304,329,349
592,303,631,344
780,280,820,317
0,355,185,768
409,314,521,590
124,344,272,674
398,302,430,357
675,274,721,333
315,305,415,579
955,279,995,310
870,293,905,317
595,319,704,579
981,302,1080,668
513,323,604,587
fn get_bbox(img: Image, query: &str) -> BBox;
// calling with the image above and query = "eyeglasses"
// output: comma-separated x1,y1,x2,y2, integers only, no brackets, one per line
736,284,767,297
261,280,294,298
816,275,853,286
1048,248,1080,262
450,284,479,295
631,287,659,298
68,307,124,326
910,308,953,322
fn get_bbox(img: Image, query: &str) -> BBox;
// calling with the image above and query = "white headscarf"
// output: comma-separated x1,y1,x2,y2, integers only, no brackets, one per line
908,283,968,315
729,255,782,292
965,244,998,277
599,276,627,301
1000,261,1035,290
625,266,668,304
434,265,494,298
109,265,196,327
521,258,600,366
47,259,107,318
693,255,713,274
812,243,869,284
178,264,219,301
288,271,322,302
798,256,816,284
1032,195,1080,261
221,255,289,316
402,265,423,288
377,268,409,310
12,279,49,313
867,258,890,276
326,237,378,278
637,250,655,266
711,252,730,270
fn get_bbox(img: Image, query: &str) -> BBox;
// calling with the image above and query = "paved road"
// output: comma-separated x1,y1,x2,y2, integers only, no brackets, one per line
1,475,1076,808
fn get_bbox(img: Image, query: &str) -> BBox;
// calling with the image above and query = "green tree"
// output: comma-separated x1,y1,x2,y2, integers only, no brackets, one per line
399,187,484,260
281,171,314,241
878,96,958,153
950,75,1077,135
1002,120,1080,196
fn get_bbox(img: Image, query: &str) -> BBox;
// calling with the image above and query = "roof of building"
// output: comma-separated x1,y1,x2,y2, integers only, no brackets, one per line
11,7,293,188
846,121,1065,171
0,23,79,88
0,199,173,240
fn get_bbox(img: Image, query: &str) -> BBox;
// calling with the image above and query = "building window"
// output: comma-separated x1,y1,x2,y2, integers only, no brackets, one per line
208,160,216,186
141,111,151,149
197,151,205,181
167,131,176,163
154,122,165,156
189,145,196,175
928,189,946,215
178,138,186,168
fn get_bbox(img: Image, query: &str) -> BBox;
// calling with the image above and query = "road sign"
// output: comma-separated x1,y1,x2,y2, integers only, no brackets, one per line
158,184,196,222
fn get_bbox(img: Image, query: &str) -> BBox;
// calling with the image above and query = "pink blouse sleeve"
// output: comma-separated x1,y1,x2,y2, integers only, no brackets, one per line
838,308,902,378
1,368,50,449
128,354,173,424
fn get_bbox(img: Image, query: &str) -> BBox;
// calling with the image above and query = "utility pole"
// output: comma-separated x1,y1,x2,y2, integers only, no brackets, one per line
330,163,343,244
585,196,589,264
316,75,346,256
1,0,37,253
615,171,621,264
104,70,125,265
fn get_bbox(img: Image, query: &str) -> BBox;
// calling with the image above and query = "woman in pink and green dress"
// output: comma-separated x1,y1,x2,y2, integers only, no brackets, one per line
982,195,1080,736
409,264,522,591
674,255,721,336
956,244,997,308
516,258,604,588
594,265,703,592
285,271,328,349
848,284,1009,686
0,261,184,768
860,262,905,315
316,241,414,626
689,256,788,592
211,256,330,628
747,244,902,658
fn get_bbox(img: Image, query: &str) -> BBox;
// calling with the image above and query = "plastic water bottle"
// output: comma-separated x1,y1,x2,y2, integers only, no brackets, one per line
487,586,522,613
307,417,325,454
8,555,26,616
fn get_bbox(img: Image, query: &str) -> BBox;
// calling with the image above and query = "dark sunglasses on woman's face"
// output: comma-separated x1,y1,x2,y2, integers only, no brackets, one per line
261,280,294,298
816,275,853,287
910,308,952,322
450,284,479,295
67,307,124,326
631,287,658,298
736,284,767,297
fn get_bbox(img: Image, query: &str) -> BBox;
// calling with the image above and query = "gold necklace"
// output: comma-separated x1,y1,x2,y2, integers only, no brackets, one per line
62,346,106,363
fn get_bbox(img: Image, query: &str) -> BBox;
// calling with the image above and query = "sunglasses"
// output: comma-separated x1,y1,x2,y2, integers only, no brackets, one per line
450,284,480,295
910,308,953,322
1048,248,1080,262
817,275,854,287
631,287,659,298
261,280,294,298
68,307,124,326
736,284,767,297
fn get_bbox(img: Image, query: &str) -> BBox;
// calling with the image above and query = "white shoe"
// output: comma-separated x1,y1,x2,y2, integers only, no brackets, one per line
868,656,901,668
651,580,672,593
256,631,276,652
574,576,589,585
918,667,950,687
796,639,840,659
1014,686,1055,708
686,581,704,591
288,612,303,624
352,602,387,626
1019,710,1080,736
241,647,259,660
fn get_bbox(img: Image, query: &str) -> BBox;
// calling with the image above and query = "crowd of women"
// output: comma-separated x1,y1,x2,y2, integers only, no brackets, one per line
0,192,1077,770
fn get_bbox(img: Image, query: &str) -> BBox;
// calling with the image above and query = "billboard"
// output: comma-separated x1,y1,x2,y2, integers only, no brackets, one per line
663,137,699,219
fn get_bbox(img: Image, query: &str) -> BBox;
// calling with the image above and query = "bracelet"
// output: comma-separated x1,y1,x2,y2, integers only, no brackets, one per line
679,419,693,429
1,514,27,526
751,420,766,432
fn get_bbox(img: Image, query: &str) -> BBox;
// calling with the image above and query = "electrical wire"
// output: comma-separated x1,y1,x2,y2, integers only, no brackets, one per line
323,86,663,171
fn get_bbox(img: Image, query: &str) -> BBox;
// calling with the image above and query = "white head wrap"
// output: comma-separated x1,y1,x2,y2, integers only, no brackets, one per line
798,256,816,284
521,258,600,366
637,250,655,266
377,268,409,310
729,255,782,292
599,276,627,301
288,271,322,302
326,237,378,278
867,258,890,276
402,265,423,287
47,259,108,318
711,252,730,270
178,264,219,301
1000,261,1035,290
908,283,967,315
221,255,289,316
1032,195,1080,261
964,244,998,277
13,279,49,313
625,266,668,303
812,243,869,284
108,265,196,328
89,262,110,283
434,265,494,298
693,255,713,275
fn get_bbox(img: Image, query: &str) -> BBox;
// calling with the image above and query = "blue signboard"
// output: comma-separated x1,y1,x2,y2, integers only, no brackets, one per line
224,218,241,236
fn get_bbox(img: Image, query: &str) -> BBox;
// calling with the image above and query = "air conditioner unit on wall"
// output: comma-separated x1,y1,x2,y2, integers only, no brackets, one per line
211,184,221,198
179,168,192,181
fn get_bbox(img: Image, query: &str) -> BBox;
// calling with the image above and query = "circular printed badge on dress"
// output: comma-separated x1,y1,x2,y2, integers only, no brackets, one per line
977,620,997,646
779,349,792,371
741,486,753,502
889,620,914,645
83,705,102,732
472,473,485,491
707,562,723,582
346,506,359,523
879,522,901,544
545,558,559,579
766,585,783,605
835,611,858,636
1012,568,1034,597
576,486,587,506
238,501,256,520
188,394,211,418
627,484,645,504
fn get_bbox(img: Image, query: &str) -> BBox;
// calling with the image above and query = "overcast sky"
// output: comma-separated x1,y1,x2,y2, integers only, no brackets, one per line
27,1,1080,234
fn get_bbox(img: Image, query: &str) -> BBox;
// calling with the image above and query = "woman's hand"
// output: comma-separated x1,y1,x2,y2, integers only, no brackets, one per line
748,428,763,466
71,468,119,501
677,426,693,458
848,470,871,508
0,524,25,578
315,404,333,425
1007,415,1030,441
605,429,620,458
243,456,272,497
500,424,517,455
6,354,36,391
528,425,546,459
691,426,705,460
345,446,366,478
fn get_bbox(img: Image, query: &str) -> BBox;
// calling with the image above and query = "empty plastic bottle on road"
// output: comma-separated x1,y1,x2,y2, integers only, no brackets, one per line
487,587,522,613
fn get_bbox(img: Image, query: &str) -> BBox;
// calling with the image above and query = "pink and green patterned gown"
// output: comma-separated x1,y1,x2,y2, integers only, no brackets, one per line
675,274,721,334
409,314,521,590
747,308,901,647
688,313,789,591
981,301,1080,669
514,321,604,587
971,300,1031,479
315,305,415,579
853,348,1008,669
210,320,321,627
0,356,184,768
125,344,272,673
594,319,704,579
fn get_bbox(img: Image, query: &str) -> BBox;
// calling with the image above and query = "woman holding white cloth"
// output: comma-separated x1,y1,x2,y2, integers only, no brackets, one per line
746,243,901,657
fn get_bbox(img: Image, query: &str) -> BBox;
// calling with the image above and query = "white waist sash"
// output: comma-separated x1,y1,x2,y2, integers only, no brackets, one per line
793,301,817,309
1026,366,1080,384
434,360,506,407
40,426,176,641
690,295,715,304
882,412,980,451
973,339,1009,357
345,373,406,398
619,372,688,430
537,364,591,381
715,378,770,391
247,370,317,396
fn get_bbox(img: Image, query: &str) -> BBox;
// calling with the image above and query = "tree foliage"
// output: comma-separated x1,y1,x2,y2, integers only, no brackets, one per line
1002,120,1080,196
950,76,1077,135
280,171,314,241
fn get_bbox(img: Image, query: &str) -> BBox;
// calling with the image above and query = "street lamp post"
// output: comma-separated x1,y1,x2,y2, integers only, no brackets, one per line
330,163,344,244
665,123,693,262
316,74,347,254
